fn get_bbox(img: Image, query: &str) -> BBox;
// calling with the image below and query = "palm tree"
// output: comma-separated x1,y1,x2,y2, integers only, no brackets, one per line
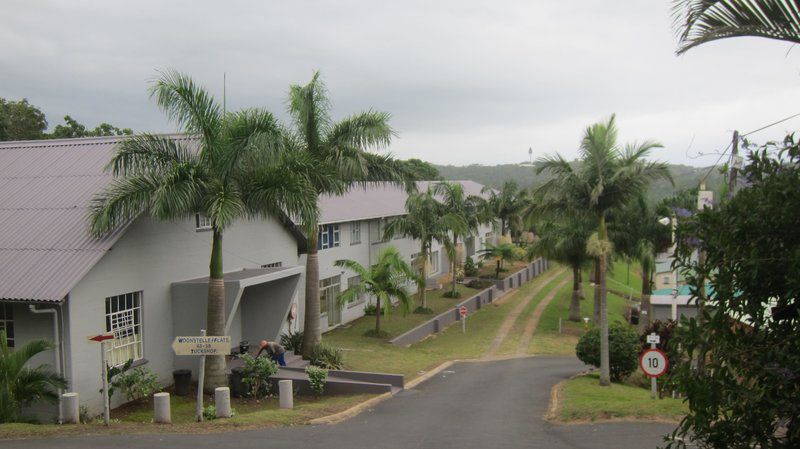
535,114,672,386
528,214,595,321
477,242,521,279
285,72,412,357
335,247,420,335
482,181,529,242
673,0,800,54
89,71,319,391
0,331,67,423
432,182,480,298
385,188,462,310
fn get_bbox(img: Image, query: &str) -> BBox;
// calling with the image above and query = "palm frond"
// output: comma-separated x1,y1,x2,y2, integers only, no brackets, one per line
89,174,166,236
108,134,197,176
288,70,330,155
325,110,395,151
149,69,222,144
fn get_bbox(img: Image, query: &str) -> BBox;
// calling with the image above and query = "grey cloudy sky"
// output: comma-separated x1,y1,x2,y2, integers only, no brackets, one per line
2,0,800,167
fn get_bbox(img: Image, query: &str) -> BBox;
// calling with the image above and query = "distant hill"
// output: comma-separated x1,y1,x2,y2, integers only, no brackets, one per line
434,162,725,204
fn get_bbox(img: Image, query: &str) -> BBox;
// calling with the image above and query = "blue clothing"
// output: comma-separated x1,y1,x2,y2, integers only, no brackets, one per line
273,352,286,367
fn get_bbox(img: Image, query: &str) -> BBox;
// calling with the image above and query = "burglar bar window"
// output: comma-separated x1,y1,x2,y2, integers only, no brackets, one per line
195,213,212,231
105,291,143,366
0,303,14,348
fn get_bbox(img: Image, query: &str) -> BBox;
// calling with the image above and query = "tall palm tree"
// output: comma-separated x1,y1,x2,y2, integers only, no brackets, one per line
673,0,800,54
89,71,319,390
285,72,412,357
536,114,672,386
482,181,529,242
384,188,462,310
0,331,67,423
528,214,595,321
335,246,420,335
432,182,480,298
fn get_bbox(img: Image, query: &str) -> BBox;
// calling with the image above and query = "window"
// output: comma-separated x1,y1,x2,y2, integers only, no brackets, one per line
0,303,13,348
347,276,365,308
262,262,283,268
370,219,388,244
350,222,361,245
663,276,671,285
318,224,341,250
429,250,440,274
319,275,341,316
105,291,143,367
195,213,212,231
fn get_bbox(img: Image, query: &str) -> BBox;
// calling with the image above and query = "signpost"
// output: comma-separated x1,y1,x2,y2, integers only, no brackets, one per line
171,332,231,422
459,306,468,334
640,333,668,399
88,333,114,425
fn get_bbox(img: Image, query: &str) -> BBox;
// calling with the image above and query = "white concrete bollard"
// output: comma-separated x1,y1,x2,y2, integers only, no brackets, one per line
279,380,293,409
61,392,80,424
153,392,171,424
215,387,232,418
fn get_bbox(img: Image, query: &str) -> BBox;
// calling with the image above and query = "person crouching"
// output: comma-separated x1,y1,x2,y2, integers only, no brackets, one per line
257,340,287,367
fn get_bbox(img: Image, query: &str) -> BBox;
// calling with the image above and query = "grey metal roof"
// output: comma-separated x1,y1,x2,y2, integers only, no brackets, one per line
0,135,132,302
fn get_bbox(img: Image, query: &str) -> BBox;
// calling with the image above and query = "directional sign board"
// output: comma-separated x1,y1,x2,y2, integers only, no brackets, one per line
459,306,468,317
172,336,232,356
646,334,660,345
88,333,114,343
640,348,668,378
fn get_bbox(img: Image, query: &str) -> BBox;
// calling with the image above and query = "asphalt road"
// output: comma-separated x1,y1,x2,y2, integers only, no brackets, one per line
5,356,677,449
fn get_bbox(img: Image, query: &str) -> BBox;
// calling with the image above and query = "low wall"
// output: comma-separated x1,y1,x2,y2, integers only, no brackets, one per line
389,258,549,347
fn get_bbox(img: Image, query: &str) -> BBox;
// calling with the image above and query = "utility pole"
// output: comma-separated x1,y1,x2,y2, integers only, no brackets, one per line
728,130,739,200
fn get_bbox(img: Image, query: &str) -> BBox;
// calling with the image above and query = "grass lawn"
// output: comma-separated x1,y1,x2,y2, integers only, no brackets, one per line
608,259,642,297
324,267,558,379
555,372,686,422
0,394,372,439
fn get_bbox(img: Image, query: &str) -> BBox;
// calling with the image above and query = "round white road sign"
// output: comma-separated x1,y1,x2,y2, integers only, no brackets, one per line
639,348,668,378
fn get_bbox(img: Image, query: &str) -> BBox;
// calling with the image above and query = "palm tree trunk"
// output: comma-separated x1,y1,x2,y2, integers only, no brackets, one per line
375,295,381,334
418,242,428,310
598,217,611,387
639,265,652,331
204,229,228,392
593,260,601,323
569,265,581,322
577,269,585,300
302,231,321,358
451,234,459,297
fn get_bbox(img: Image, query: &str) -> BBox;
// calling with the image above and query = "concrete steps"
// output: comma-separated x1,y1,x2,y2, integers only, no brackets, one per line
270,366,404,396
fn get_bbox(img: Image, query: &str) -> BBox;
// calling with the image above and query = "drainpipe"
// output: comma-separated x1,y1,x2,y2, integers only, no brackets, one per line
29,304,63,424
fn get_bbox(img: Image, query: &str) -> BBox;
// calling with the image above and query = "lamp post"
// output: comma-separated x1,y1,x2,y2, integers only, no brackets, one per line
658,214,678,320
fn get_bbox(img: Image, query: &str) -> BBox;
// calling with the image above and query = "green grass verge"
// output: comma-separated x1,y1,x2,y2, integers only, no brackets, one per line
557,372,686,422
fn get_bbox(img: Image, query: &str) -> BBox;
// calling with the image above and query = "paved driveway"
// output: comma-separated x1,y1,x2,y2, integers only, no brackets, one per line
5,356,676,449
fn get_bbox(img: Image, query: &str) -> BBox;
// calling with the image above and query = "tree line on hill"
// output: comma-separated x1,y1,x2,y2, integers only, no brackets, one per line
0,97,132,141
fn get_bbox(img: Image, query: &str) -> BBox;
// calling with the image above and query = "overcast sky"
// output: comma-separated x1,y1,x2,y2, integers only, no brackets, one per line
2,1,800,167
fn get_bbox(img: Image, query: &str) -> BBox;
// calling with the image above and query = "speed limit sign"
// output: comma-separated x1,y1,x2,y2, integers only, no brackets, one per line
639,348,668,378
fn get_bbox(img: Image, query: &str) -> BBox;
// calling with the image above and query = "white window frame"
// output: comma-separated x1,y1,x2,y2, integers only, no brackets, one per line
195,213,212,231
319,275,341,316
429,250,440,274
321,226,330,249
350,222,361,245
105,291,144,367
0,303,14,348
346,275,365,308
332,224,340,247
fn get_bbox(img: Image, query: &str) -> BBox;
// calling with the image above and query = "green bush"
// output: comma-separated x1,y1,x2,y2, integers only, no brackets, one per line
280,331,304,354
442,290,461,299
114,367,161,401
575,323,640,382
363,303,385,316
413,306,434,314
305,366,328,396
466,279,494,290
203,404,216,420
464,257,478,277
239,354,278,398
307,343,344,370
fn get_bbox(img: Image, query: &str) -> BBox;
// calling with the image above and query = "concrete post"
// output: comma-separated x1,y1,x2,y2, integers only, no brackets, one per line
215,387,232,418
154,392,171,424
279,380,293,409
61,392,80,424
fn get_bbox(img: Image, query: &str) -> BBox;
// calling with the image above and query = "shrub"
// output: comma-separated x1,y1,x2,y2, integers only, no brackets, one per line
280,331,304,354
307,343,344,370
464,257,478,277
203,405,216,420
363,303,385,316
575,323,640,382
442,290,461,299
105,358,133,402
114,367,161,401
305,366,328,396
466,279,493,290
239,354,278,398
413,306,433,314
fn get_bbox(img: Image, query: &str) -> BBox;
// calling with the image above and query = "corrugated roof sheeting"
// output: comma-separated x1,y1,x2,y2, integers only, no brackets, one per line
0,136,127,301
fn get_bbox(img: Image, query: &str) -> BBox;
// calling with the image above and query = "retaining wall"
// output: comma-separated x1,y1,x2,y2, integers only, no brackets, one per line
389,258,549,347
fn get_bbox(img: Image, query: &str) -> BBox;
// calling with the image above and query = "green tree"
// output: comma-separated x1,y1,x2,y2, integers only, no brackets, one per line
535,114,671,386
666,139,800,449
335,246,420,335
477,242,522,279
0,331,67,423
402,158,441,180
482,181,529,242
89,70,318,391
284,72,411,357
50,115,132,138
385,188,461,310
528,213,595,321
673,0,800,54
0,98,47,141
432,181,480,298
